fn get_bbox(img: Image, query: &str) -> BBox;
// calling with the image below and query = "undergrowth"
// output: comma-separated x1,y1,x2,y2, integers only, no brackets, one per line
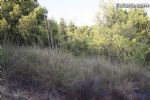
1,45,150,100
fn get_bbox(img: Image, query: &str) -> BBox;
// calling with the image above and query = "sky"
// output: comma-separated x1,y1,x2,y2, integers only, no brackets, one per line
38,0,150,26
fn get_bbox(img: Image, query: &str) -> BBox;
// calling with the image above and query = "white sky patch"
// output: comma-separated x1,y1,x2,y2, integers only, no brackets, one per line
38,0,150,26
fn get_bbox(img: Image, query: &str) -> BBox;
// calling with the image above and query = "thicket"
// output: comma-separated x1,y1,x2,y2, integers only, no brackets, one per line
2,46,150,100
0,0,150,65
0,0,150,99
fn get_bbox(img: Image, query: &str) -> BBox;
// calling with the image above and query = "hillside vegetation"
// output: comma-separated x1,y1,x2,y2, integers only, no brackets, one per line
0,0,150,100
1,46,150,100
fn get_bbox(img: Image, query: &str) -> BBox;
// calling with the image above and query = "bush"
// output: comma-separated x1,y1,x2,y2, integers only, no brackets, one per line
1,45,150,100
2,46,78,91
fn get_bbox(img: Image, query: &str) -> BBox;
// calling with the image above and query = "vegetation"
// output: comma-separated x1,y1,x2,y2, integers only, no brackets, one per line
0,0,150,100
2,46,150,100
1,1,150,64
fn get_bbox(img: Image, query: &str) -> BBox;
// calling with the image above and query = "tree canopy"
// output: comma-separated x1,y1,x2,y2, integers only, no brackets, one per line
0,0,150,65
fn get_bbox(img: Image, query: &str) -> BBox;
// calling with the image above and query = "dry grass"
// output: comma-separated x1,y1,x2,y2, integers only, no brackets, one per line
1,45,150,100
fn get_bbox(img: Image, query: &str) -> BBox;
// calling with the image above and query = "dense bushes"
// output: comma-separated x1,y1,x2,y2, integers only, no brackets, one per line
1,1,150,64
2,46,78,90
2,46,150,99
1,0,150,99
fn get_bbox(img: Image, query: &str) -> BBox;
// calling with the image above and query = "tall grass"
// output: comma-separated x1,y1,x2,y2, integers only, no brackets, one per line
1,45,150,100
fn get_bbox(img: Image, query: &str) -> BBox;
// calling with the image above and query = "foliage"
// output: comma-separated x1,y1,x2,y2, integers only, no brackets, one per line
0,0,47,44
2,46,150,99
1,1,150,99
2,46,78,90
0,18,9,43
0,0,150,64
